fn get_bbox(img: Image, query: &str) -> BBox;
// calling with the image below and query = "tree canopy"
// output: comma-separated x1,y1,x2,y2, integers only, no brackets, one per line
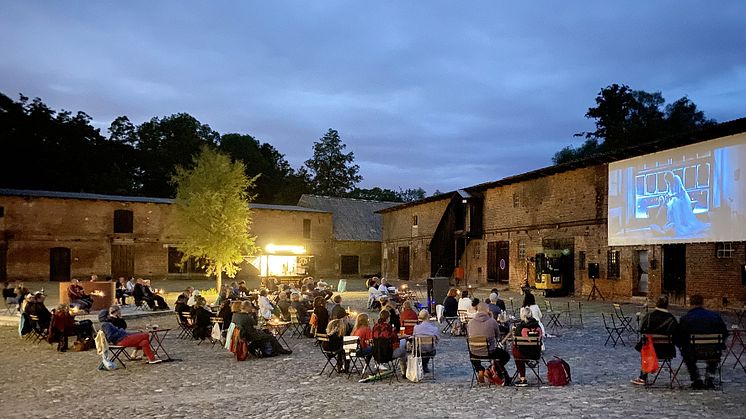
171,146,257,289
304,128,362,196
552,84,715,164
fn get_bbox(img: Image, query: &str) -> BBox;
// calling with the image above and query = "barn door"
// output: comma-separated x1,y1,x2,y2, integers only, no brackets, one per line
111,244,135,279
50,247,71,281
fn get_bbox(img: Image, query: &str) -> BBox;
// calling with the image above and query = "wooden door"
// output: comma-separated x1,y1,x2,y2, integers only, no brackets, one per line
487,242,498,282
50,247,71,281
0,243,6,281
398,246,410,280
111,244,135,279
496,241,510,283
663,244,686,299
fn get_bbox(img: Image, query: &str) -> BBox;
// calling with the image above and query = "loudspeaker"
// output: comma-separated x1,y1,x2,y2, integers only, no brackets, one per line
588,263,600,279
427,277,450,313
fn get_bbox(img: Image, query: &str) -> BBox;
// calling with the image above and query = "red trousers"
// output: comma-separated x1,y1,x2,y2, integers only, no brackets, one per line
116,332,155,361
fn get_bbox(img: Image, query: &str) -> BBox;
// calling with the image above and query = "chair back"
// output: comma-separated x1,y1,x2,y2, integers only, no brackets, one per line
177,311,192,325
372,337,394,363
544,300,553,312
467,336,490,358
602,312,619,328
457,310,469,323
414,336,435,354
612,303,627,319
689,334,725,361
512,335,542,360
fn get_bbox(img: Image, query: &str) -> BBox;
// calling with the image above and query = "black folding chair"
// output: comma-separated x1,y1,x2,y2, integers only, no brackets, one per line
28,314,48,344
370,337,400,384
441,316,458,335
3,289,18,315
511,335,546,385
602,312,626,347
544,300,564,331
288,308,308,338
176,312,195,340
316,333,344,377
643,334,681,388
613,304,636,334
344,336,371,379
673,334,725,389
108,345,132,368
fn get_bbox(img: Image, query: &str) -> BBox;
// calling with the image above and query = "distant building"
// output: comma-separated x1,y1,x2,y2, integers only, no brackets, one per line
297,194,398,278
379,118,746,308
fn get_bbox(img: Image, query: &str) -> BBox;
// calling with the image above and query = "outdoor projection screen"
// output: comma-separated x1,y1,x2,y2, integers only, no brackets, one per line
608,132,746,246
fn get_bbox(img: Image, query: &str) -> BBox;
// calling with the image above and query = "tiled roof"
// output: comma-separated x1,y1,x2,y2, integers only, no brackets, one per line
297,194,399,241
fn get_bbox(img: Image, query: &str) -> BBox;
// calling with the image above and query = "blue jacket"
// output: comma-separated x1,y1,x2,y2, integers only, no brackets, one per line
99,309,129,344
675,307,728,348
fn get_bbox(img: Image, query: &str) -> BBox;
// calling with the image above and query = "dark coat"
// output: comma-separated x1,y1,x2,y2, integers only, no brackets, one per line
639,308,678,359
675,307,728,351
443,296,458,317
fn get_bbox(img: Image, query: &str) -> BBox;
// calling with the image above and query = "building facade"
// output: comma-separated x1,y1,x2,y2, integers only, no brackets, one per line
380,119,746,308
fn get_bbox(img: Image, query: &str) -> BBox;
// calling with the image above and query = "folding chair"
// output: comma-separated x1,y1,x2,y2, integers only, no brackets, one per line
370,337,400,384
402,319,418,335
176,312,195,340
3,289,18,315
673,334,725,389
612,304,636,334
566,300,584,328
316,333,344,377
415,336,436,379
467,336,499,387
133,298,149,311
441,315,458,335
511,334,546,385
108,345,132,368
457,310,470,336
28,314,48,344
204,317,224,348
544,300,563,331
344,336,371,379
602,312,626,347
643,334,681,388
288,307,307,338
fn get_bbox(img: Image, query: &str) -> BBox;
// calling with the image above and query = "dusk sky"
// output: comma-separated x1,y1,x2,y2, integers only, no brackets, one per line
1,1,745,195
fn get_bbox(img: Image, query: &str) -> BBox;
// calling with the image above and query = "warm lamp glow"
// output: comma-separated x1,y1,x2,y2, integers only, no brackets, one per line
265,244,306,254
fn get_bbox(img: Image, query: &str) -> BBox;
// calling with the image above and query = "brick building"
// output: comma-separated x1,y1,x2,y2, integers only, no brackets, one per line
297,194,398,278
380,119,746,307
0,189,335,282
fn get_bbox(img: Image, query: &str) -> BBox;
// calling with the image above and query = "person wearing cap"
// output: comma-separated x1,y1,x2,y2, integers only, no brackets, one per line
100,306,161,364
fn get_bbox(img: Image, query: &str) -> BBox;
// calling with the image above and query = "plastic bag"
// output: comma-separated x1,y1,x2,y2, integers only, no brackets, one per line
641,336,658,374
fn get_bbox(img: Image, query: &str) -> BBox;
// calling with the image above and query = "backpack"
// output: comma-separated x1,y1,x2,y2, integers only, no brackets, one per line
547,356,571,386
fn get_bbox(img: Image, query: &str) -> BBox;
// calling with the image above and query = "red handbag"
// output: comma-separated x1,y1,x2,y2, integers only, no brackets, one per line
641,336,658,374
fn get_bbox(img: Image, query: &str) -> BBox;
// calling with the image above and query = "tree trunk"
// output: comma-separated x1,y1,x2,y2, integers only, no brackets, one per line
216,263,223,292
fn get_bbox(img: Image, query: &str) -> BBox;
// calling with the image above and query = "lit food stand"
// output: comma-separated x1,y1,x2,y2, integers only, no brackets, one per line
250,244,313,284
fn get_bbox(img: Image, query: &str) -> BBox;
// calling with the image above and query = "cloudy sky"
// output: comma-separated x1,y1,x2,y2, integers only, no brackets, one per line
1,1,745,194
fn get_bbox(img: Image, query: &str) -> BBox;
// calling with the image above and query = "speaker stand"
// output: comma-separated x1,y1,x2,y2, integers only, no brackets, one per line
587,278,605,301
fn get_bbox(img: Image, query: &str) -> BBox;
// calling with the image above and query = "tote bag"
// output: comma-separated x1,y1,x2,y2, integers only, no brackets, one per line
406,339,424,382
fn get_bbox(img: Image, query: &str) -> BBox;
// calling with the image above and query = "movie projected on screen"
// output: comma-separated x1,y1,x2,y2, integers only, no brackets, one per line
608,133,746,246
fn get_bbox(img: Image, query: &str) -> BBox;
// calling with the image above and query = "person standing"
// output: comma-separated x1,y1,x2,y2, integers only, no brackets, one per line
675,294,728,389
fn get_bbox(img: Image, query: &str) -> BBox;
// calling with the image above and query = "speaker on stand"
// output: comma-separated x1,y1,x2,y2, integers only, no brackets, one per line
427,277,450,314
587,262,604,301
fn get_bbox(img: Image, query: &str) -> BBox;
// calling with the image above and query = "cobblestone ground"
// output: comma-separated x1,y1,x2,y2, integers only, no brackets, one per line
2,291,745,418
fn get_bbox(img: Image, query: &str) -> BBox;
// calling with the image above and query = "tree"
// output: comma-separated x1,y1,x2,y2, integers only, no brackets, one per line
553,84,716,164
348,187,402,202
171,146,257,290
398,187,427,202
304,128,362,196
137,113,220,197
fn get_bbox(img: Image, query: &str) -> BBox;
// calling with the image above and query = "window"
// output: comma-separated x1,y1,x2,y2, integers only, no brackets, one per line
113,209,133,233
0,206,4,217
716,242,735,258
579,251,586,270
303,219,311,239
340,255,359,275
607,250,620,279
412,215,418,226
518,241,526,259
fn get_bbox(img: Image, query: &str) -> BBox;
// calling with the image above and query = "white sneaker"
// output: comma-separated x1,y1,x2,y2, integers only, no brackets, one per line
147,359,163,364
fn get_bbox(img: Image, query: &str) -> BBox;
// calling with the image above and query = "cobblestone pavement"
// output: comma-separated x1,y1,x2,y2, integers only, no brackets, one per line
2,291,745,418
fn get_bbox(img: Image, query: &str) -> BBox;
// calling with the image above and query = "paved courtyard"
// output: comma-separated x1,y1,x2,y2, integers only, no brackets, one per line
2,290,745,418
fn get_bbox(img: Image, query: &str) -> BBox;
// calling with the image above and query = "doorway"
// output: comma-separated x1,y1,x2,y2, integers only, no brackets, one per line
111,244,134,279
663,244,686,303
398,246,410,280
634,250,649,296
0,243,6,281
50,247,71,281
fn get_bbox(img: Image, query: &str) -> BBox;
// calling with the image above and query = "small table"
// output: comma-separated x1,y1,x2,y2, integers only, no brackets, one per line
266,321,290,350
731,308,746,327
722,326,745,372
148,328,173,361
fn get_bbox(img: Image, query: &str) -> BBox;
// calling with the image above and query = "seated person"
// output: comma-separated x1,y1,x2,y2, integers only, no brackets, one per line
132,278,151,308
467,298,480,318
2,281,18,304
67,278,93,312
351,313,373,358
24,292,52,331
174,294,191,320
237,281,250,295
489,290,507,312
312,296,330,334
513,307,543,387
324,312,350,372
13,283,30,310
190,296,214,340
105,304,128,330
442,288,459,318
257,289,275,320
371,310,407,376
232,301,291,356
290,292,310,323
274,292,292,322
413,309,440,373
400,300,419,335
99,306,162,364
485,297,502,319
115,277,130,305
458,290,472,313
142,280,169,310
467,302,511,384
217,299,236,329
675,294,728,389
631,294,678,385
367,279,383,310
330,294,347,321
315,280,333,300
50,304,78,351
125,277,136,295
382,298,400,331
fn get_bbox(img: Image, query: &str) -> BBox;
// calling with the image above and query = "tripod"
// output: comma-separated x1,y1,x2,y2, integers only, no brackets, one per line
587,278,605,301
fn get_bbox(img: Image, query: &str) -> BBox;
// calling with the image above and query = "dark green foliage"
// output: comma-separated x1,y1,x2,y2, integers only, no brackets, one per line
553,84,716,164
305,128,362,197
348,187,402,202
